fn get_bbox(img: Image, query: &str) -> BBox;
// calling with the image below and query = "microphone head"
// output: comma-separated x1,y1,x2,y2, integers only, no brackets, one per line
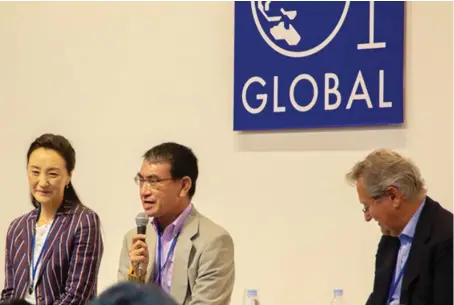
135,212,149,227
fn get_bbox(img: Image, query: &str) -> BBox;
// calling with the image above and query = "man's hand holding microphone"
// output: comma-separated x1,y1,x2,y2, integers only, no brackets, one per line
129,212,150,281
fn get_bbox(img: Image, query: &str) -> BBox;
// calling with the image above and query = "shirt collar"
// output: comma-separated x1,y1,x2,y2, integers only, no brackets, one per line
400,197,426,241
152,203,193,237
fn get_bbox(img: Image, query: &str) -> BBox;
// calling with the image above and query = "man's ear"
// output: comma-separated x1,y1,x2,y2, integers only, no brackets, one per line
388,186,404,207
180,176,192,197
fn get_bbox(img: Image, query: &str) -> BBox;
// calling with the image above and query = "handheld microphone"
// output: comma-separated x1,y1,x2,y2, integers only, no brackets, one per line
135,212,149,278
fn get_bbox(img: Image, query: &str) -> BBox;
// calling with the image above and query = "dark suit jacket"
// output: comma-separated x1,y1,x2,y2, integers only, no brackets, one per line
0,202,104,305
366,196,453,305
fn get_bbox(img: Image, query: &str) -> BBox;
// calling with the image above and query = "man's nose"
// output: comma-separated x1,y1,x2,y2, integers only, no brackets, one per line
364,211,372,222
140,184,152,196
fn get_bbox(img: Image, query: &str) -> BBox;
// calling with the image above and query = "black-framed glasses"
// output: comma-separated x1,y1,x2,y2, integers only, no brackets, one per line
134,175,173,188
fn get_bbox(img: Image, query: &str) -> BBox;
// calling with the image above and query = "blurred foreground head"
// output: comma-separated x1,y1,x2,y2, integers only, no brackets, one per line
89,282,178,305
0,300,32,305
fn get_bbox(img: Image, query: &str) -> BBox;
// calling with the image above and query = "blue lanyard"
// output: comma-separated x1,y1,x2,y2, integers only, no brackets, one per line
387,256,409,305
28,210,53,295
154,232,180,287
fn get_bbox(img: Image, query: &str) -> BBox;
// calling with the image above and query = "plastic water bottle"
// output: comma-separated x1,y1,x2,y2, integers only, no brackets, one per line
331,288,345,305
243,289,260,305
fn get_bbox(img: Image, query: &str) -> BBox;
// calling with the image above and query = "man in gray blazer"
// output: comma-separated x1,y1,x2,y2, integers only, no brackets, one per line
117,142,235,305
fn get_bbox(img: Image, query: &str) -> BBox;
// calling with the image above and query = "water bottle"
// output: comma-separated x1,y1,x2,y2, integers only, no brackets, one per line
243,289,260,305
331,288,345,305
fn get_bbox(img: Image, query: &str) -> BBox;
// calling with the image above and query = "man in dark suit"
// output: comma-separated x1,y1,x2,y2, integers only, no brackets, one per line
346,149,453,305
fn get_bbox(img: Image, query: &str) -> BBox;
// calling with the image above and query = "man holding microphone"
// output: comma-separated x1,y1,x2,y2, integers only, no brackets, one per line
117,142,235,305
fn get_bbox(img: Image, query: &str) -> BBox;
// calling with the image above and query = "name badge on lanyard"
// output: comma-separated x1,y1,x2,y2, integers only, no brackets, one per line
154,232,180,287
387,257,409,305
28,216,53,295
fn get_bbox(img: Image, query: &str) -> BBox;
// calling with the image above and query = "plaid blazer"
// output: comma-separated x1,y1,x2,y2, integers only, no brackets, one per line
1,202,104,305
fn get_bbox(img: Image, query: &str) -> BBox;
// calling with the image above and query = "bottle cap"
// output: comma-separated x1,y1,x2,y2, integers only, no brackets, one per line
247,289,258,297
334,288,343,296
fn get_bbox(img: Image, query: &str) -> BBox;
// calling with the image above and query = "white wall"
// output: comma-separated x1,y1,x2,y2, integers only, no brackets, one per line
0,2,452,305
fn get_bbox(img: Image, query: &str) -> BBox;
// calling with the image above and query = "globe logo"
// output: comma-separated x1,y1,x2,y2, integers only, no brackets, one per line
251,1,351,58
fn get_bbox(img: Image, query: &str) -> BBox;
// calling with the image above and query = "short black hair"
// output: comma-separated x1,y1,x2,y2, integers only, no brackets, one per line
88,282,178,305
143,142,198,198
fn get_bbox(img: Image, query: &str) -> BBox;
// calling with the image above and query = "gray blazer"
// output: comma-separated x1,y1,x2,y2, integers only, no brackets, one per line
117,207,235,305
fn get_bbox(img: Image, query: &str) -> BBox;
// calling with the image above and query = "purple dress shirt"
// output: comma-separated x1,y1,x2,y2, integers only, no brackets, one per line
152,204,193,293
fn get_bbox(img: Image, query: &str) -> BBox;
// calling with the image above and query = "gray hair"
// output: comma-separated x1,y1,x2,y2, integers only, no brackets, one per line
346,149,425,201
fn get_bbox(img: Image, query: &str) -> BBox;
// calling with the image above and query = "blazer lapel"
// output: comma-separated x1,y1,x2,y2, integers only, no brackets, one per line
170,209,199,305
26,209,38,270
19,210,38,298
145,224,157,283
401,202,433,296
374,236,400,305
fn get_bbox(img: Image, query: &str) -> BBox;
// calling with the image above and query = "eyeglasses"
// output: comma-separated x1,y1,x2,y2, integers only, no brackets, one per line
134,175,173,188
362,190,393,213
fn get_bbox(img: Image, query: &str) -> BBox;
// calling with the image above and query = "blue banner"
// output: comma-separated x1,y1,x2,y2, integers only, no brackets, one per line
234,1,405,131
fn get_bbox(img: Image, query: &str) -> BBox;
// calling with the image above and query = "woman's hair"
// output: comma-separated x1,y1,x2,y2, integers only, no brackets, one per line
27,133,83,207
89,282,178,305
